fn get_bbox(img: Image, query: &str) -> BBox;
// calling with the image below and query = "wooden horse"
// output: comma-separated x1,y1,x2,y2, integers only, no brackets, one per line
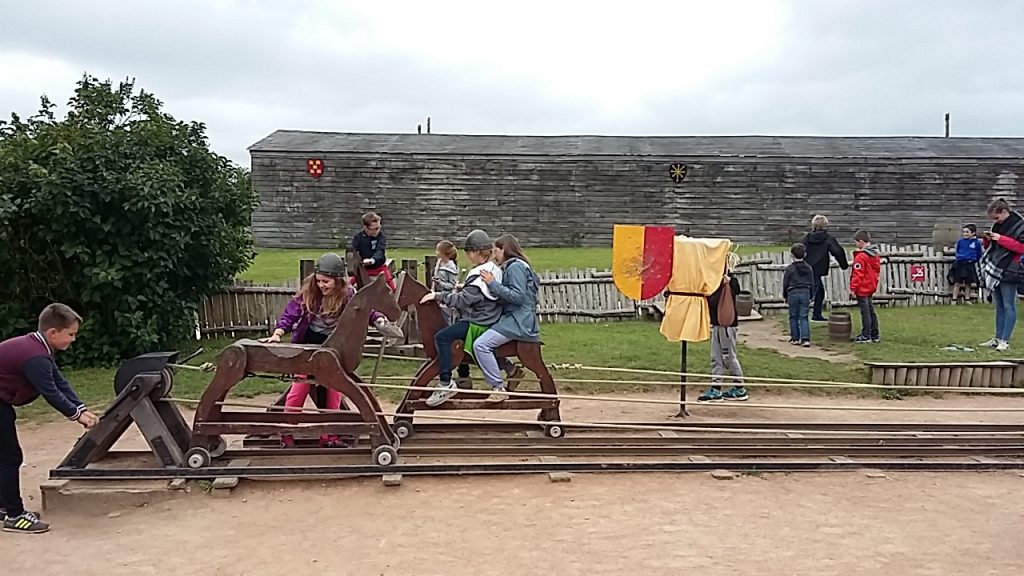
265,264,390,411
191,273,403,465
391,274,561,438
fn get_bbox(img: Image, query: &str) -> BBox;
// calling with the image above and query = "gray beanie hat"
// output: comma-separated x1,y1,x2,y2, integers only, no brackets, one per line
315,252,346,277
463,229,493,251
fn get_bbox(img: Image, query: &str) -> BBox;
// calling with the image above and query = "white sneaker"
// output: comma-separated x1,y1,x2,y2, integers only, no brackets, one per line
425,381,459,407
980,338,1000,348
485,388,510,402
996,340,1010,352
374,318,405,340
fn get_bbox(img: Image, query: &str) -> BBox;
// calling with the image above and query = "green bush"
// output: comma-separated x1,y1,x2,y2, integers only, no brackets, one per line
0,76,256,365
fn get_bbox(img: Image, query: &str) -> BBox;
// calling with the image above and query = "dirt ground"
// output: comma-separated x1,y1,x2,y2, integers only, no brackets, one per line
739,318,857,363
3,390,1024,575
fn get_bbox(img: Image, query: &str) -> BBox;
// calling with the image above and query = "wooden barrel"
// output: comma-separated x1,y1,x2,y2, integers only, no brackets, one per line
735,291,754,317
828,312,852,341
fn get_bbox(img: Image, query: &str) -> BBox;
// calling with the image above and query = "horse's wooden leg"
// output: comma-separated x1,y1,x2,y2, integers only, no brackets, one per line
311,350,396,447
516,343,561,422
395,359,440,421
192,344,247,444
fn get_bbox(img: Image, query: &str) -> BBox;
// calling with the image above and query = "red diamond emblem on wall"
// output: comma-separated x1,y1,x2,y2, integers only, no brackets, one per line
307,159,324,178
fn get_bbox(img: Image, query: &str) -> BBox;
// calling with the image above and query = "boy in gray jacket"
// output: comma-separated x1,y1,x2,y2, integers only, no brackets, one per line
420,230,504,407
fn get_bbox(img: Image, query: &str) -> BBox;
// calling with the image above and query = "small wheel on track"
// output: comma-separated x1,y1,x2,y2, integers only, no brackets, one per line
185,447,211,469
393,420,414,440
543,424,565,439
208,435,228,459
372,445,399,467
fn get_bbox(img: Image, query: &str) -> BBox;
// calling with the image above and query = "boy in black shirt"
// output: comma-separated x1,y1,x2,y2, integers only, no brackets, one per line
350,212,396,291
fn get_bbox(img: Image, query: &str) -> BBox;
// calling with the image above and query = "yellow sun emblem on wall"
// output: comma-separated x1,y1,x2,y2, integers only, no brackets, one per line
669,163,688,183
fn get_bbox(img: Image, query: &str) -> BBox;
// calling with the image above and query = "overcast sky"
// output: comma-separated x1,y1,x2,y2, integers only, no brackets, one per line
2,0,1022,165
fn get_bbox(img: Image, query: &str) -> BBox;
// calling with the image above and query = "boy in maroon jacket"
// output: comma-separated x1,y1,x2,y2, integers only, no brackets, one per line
850,230,882,343
0,304,98,534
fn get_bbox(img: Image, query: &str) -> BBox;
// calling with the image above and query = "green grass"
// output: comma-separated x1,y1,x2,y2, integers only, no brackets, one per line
809,303,1018,363
32,303,1000,423
28,319,850,423
241,244,787,284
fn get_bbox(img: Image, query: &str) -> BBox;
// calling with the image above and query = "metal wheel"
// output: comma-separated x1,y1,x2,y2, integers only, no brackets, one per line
208,435,228,458
393,420,414,440
372,445,398,466
544,424,565,439
185,447,211,469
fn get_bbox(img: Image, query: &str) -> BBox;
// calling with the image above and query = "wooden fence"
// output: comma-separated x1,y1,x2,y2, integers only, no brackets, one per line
739,243,960,310
198,245,968,336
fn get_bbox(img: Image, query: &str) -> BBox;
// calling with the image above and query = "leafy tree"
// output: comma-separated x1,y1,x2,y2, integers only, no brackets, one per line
0,76,256,365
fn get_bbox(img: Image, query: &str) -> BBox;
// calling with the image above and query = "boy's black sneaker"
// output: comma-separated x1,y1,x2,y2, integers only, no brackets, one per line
3,511,49,534
852,335,873,343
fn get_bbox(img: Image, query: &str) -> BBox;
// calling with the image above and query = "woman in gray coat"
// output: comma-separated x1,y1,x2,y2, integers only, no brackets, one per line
475,234,541,401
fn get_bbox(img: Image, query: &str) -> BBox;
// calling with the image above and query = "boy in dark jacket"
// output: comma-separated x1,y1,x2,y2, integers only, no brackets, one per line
802,214,850,322
783,243,815,346
850,230,882,343
698,254,748,402
0,304,98,534
350,212,396,291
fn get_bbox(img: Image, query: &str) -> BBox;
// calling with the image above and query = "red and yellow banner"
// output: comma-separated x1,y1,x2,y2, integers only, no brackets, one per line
612,225,675,300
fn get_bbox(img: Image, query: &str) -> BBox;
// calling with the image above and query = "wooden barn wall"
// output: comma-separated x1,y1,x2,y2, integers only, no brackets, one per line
250,152,1023,248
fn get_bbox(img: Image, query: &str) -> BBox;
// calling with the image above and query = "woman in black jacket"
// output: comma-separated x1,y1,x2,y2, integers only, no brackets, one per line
802,214,849,321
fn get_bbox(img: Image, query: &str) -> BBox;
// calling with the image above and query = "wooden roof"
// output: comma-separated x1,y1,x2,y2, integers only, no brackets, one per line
250,130,1024,159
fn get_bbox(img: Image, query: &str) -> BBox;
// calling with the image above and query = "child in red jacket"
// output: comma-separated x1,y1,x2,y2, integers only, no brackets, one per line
850,230,881,343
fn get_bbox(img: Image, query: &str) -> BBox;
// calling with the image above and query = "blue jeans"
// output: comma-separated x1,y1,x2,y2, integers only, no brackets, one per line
994,282,1019,341
811,275,827,320
788,289,811,341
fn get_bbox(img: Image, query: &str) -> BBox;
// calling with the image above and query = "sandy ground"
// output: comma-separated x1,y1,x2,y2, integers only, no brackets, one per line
2,390,1024,575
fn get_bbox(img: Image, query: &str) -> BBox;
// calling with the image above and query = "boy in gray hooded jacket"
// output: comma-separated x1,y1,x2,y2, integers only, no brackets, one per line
420,230,504,407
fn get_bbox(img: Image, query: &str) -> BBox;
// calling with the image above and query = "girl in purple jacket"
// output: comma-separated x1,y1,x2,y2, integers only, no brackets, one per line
261,253,402,448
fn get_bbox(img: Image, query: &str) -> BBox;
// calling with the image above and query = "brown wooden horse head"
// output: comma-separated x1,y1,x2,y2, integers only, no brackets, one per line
323,273,400,371
395,273,445,359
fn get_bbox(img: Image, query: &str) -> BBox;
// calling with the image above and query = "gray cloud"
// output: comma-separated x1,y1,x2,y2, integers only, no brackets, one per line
1,0,1022,164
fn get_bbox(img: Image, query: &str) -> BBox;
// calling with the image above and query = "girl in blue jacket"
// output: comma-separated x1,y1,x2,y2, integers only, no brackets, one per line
476,234,540,401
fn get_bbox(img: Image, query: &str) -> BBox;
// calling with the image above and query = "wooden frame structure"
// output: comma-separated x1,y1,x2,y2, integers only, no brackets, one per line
192,273,404,465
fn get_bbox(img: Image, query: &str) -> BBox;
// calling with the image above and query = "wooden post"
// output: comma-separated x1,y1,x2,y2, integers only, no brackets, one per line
424,255,438,286
400,259,421,345
677,341,689,417
299,259,315,282
401,259,419,283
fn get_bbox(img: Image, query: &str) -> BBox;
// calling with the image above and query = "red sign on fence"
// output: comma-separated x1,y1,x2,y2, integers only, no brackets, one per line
909,264,926,283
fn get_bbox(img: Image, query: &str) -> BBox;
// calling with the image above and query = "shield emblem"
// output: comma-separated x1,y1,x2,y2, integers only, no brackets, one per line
612,225,675,300
307,159,324,178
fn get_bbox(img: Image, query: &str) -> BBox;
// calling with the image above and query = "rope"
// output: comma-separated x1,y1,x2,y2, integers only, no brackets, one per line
356,382,1024,413
546,363,1024,391
369,375,1024,394
163,397,1024,437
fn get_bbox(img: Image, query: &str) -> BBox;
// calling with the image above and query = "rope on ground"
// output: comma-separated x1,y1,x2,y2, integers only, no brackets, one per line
357,382,1024,413
545,363,1024,391
162,397,1024,437
369,375,1024,394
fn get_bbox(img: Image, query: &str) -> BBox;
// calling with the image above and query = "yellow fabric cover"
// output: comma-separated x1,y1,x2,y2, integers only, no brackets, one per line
659,236,733,342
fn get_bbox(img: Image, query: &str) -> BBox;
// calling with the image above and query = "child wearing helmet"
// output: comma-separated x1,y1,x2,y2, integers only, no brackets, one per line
419,230,507,407
262,252,403,448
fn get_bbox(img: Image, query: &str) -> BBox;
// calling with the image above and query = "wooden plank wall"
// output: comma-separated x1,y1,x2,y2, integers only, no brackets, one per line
251,151,1022,248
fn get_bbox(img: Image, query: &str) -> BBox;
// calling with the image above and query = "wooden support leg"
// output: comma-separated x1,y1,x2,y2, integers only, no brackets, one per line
677,341,689,418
